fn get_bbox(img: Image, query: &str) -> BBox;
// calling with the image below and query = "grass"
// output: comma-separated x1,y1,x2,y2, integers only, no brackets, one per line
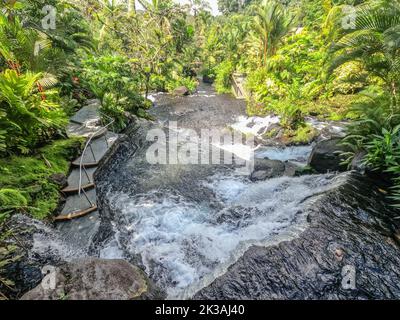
0,137,84,221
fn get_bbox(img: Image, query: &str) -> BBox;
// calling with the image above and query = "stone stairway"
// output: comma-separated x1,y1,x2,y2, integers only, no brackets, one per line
55,99,118,222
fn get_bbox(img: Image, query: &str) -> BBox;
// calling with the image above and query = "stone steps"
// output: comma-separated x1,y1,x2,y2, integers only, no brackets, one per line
71,132,118,167
55,100,119,223
61,167,96,194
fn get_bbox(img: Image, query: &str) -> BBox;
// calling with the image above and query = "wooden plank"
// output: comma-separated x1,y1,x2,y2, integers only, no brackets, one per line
61,183,95,194
54,205,98,221
72,160,99,168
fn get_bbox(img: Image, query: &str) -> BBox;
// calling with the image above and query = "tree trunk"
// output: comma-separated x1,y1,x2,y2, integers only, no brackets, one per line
128,0,136,15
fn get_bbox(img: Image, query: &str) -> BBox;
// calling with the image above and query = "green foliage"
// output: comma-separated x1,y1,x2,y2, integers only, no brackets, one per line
364,125,400,170
275,101,305,130
79,55,140,100
341,90,400,205
246,0,295,68
0,137,83,220
214,60,235,93
0,189,28,213
100,93,129,131
79,54,151,130
328,0,400,101
290,124,318,144
0,69,67,155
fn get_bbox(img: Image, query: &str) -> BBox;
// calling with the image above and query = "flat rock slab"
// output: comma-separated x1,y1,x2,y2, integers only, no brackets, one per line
70,104,101,126
194,173,400,300
66,122,104,138
56,211,100,249
60,189,96,216
21,258,150,300
66,167,96,189
73,132,119,165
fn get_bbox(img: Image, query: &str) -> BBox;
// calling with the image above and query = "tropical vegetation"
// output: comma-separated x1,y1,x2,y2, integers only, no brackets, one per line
0,0,399,299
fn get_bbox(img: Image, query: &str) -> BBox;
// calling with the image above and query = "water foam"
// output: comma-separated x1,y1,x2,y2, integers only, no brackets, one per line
100,172,339,299
231,115,280,137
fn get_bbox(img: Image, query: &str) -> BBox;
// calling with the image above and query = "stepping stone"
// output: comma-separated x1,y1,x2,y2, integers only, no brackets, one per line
66,122,106,138
72,132,119,167
70,104,101,126
56,211,101,249
55,189,97,221
86,99,101,105
62,167,96,194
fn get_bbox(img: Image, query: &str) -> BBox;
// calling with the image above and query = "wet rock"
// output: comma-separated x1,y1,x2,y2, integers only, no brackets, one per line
49,173,67,188
194,173,400,299
250,159,285,181
21,258,156,300
173,86,190,96
308,138,348,173
283,161,300,177
203,74,215,84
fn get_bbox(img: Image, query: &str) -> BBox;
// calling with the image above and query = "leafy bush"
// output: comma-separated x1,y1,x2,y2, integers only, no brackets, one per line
276,102,304,130
79,54,151,128
79,55,142,100
0,69,67,155
341,91,400,206
214,60,235,94
100,93,128,132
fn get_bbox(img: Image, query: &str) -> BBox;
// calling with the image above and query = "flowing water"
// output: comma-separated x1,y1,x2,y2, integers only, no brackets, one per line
24,82,344,299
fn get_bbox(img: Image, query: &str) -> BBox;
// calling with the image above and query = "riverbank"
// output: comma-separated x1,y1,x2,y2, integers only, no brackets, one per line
2,82,400,300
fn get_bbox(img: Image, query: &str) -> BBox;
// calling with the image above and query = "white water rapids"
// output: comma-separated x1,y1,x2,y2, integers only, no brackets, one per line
99,171,340,299
24,107,346,299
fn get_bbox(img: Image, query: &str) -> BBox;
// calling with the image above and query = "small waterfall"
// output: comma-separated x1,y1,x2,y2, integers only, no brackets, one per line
10,214,87,264
99,171,343,299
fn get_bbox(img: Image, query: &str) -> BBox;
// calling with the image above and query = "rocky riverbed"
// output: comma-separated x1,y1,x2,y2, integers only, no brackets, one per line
3,82,400,300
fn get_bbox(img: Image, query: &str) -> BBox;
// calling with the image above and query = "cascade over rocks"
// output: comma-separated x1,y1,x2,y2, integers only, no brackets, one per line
194,172,400,299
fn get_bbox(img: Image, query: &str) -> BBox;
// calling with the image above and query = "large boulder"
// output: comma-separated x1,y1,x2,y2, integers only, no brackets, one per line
250,158,286,181
173,86,190,96
194,172,400,299
21,258,157,300
308,138,348,173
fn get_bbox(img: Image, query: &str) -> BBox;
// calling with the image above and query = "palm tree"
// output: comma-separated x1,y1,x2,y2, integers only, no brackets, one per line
329,0,400,106
247,0,295,68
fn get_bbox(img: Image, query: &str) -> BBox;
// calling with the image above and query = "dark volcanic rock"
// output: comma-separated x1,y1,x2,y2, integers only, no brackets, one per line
250,158,286,181
194,172,400,300
21,258,162,300
308,138,348,173
49,173,67,188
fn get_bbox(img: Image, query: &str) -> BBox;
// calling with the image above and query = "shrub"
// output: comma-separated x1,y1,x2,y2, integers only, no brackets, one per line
0,189,28,218
214,60,235,94
0,69,67,155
